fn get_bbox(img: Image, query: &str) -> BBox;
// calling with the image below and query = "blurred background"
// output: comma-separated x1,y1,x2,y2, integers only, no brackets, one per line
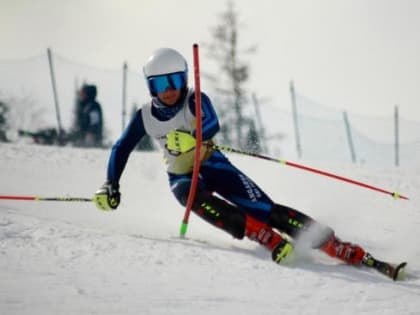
1,0,420,167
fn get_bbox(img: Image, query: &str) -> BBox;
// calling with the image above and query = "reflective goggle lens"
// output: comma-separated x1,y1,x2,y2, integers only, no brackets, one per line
148,72,186,94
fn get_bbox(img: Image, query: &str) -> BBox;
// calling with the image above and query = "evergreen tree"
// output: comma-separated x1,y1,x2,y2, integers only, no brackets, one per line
244,119,261,153
205,1,258,149
0,100,9,142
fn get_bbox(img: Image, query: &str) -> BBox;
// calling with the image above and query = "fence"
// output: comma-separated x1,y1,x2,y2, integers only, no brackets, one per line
0,49,147,145
290,82,420,167
1,51,420,167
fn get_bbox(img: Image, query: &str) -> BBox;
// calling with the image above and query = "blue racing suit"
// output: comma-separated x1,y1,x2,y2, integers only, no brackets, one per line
105,89,332,246
106,89,275,223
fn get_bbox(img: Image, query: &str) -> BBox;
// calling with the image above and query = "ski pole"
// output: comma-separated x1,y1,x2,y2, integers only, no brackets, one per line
0,195,93,202
209,144,409,201
180,43,203,237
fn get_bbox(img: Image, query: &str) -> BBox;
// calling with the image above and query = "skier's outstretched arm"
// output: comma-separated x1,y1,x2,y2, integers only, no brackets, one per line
94,109,146,210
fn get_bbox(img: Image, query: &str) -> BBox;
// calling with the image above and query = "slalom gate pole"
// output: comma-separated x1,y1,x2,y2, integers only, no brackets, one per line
210,144,409,201
0,195,93,202
180,43,203,237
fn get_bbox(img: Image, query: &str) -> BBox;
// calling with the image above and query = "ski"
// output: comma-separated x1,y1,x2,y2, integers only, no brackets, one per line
375,261,407,281
363,253,407,281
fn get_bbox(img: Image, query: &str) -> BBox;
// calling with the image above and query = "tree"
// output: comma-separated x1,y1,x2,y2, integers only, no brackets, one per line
244,119,261,153
204,1,259,150
0,100,9,142
2,93,48,143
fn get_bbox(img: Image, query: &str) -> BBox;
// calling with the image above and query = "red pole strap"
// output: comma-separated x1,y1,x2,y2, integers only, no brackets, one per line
180,43,203,236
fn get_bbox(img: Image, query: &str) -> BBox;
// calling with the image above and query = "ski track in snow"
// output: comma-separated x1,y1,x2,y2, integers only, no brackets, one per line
1,143,420,315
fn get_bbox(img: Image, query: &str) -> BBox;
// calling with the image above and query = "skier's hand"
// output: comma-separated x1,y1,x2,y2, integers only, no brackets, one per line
272,239,294,264
94,181,120,211
166,129,196,155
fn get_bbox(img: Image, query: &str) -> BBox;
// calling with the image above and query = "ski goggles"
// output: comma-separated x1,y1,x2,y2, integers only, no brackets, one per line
147,72,187,94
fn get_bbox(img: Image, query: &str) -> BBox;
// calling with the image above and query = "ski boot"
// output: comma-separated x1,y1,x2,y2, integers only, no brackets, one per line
321,234,407,280
320,234,365,265
362,253,407,281
245,215,293,264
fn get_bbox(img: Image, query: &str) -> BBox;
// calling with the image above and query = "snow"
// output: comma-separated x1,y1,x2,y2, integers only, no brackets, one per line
1,142,420,315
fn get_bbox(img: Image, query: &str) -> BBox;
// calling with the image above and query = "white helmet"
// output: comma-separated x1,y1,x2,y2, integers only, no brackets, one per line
143,48,188,96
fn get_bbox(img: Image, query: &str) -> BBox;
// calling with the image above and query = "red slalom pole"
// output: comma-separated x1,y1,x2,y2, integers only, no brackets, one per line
180,43,203,237
210,144,409,201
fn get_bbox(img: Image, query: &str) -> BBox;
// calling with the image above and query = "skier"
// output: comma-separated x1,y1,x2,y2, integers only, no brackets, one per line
75,84,103,147
93,48,403,278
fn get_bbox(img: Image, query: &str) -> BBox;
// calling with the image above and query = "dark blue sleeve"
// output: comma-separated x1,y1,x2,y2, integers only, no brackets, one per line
107,109,147,183
188,92,220,140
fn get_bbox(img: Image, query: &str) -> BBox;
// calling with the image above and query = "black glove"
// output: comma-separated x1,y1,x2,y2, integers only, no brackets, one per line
94,181,120,211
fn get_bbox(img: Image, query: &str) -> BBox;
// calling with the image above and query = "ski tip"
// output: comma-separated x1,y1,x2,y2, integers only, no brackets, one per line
393,262,407,281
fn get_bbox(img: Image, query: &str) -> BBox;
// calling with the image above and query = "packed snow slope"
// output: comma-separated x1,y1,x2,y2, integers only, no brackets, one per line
1,143,420,315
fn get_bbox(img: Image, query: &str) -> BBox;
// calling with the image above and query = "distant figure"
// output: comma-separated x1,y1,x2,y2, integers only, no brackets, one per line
76,84,103,147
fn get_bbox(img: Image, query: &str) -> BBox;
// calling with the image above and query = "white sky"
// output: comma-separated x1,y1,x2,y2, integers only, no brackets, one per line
1,0,420,120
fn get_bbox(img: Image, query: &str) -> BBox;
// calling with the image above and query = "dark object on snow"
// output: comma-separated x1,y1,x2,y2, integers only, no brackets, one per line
19,128,59,145
18,128,75,145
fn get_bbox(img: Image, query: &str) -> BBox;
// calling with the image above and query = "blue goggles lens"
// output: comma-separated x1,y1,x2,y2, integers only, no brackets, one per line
147,72,186,94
